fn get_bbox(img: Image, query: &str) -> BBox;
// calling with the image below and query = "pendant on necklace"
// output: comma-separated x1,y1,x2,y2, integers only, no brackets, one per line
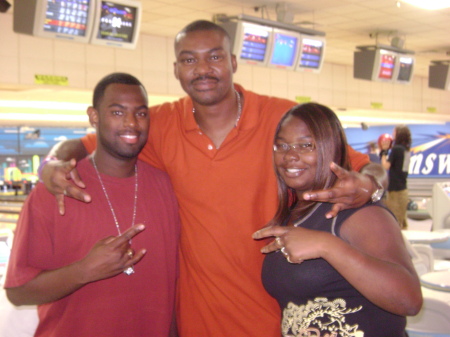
91,154,139,277
124,266,135,275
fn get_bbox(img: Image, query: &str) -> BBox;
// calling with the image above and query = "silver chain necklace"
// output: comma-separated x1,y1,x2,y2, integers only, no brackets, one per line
91,155,138,275
192,89,242,127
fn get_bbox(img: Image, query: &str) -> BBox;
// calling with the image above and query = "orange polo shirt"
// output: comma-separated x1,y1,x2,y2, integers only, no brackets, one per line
82,84,369,337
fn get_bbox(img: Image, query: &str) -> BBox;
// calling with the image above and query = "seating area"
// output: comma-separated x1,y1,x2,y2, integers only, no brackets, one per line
403,183,450,337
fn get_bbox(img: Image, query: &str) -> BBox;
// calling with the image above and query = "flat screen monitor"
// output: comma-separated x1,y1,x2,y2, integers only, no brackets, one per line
395,55,415,84
295,36,326,73
354,47,397,82
90,0,142,49
267,29,301,70
221,21,272,66
376,49,397,81
13,0,96,43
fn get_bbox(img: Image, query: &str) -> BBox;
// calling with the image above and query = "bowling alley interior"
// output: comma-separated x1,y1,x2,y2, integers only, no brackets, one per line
0,0,450,336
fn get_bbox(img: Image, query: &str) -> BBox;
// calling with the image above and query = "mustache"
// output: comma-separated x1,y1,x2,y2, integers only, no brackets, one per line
191,75,219,84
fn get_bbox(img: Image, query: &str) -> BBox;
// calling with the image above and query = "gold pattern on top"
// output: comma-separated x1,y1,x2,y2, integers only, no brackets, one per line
282,297,364,337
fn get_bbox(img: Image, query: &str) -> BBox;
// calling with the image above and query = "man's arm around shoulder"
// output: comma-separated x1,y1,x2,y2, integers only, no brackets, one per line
41,139,91,214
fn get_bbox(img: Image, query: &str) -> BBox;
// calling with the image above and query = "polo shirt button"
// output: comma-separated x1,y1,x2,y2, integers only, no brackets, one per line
207,144,214,150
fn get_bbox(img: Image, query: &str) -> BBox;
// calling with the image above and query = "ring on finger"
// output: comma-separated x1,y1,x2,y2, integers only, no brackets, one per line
280,246,288,257
123,266,135,275
275,236,282,248
127,249,134,258
63,189,67,196
286,255,293,263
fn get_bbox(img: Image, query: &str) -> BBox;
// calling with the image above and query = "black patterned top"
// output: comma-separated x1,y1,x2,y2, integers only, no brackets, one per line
262,202,407,337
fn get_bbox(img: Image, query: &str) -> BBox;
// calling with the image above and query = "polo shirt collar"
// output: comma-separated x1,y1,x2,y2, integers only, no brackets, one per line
182,83,258,133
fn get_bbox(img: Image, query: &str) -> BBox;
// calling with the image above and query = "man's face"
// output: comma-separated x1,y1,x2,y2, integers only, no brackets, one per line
89,83,149,160
173,29,237,106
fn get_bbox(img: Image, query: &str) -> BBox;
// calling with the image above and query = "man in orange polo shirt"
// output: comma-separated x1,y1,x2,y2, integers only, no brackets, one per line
41,20,386,337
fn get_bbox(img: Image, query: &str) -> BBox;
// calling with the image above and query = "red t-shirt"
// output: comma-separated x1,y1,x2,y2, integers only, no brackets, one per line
5,159,180,337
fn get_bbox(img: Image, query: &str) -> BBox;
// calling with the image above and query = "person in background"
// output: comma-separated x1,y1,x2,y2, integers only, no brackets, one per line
40,21,387,337
367,141,380,164
4,73,180,337
381,125,412,229
378,132,393,159
253,103,422,336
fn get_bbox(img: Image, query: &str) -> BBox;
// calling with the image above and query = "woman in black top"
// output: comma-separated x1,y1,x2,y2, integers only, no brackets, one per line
253,104,421,337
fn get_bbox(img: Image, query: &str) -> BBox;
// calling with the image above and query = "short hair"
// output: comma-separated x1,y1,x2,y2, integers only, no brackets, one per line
271,103,350,225
394,125,412,150
174,20,231,50
92,72,146,109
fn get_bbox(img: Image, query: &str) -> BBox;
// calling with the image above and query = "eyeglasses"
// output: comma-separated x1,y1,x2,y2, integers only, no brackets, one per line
273,142,315,154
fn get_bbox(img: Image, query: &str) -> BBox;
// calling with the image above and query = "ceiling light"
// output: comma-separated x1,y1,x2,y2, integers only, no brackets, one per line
400,0,450,10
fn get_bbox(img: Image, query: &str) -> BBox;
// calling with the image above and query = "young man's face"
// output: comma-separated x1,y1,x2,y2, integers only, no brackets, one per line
173,29,237,107
89,83,149,161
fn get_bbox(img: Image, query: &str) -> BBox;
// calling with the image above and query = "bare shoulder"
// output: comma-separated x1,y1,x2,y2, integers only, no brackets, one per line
339,204,406,257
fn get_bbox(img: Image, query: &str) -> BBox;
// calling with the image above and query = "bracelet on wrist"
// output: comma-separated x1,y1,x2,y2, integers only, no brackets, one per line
37,156,58,182
366,174,385,203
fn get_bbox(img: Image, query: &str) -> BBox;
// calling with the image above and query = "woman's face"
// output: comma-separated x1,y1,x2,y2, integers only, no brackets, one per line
273,115,317,199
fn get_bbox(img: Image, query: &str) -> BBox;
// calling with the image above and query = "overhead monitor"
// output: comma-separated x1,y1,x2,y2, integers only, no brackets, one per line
428,62,450,91
295,35,326,73
90,0,142,49
376,49,397,81
220,21,272,66
395,55,415,84
354,47,397,82
13,0,96,43
267,29,301,70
